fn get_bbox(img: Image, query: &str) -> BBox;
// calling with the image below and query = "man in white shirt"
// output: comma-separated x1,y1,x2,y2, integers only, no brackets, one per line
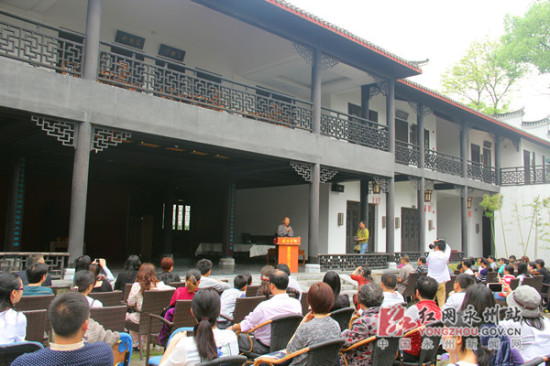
380,272,405,307
441,273,474,312
197,259,231,293
230,270,301,354
426,239,452,307
462,258,474,276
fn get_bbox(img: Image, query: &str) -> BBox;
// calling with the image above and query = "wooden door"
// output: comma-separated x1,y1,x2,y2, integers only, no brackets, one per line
346,201,360,253
401,208,419,252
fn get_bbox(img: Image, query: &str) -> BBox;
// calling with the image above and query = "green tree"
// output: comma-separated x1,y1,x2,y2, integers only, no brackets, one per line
441,40,525,115
502,0,550,74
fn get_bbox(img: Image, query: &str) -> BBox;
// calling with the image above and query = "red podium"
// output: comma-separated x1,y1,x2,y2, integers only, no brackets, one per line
274,237,301,273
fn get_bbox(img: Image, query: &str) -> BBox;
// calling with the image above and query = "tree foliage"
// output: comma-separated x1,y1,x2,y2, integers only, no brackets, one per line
502,0,550,74
441,40,525,115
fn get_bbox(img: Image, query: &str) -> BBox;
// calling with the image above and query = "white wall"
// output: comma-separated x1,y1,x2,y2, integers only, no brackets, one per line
437,197,461,251
468,197,484,258
235,184,310,255
495,185,550,260
326,181,360,254
469,129,495,166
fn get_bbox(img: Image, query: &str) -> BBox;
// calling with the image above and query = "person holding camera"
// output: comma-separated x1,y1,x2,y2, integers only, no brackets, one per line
426,239,452,307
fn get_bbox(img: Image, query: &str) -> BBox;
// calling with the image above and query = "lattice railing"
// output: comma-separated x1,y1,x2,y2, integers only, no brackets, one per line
0,252,70,279
0,10,83,77
467,161,496,184
98,42,313,130
500,165,550,186
425,150,463,176
320,107,389,151
395,141,420,166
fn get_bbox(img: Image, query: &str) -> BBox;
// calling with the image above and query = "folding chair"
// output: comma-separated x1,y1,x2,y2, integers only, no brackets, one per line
0,341,43,366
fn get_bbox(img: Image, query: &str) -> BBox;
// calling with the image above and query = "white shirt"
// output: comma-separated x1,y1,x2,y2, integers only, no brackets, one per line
464,269,474,276
500,317,550,363
86,296,103,308
426,243,452,283
160,328,238,366
198,277,231,293
218,288,245,321
287,276,303,295
0,308,27,344
441,291,466,312
381,291,405,307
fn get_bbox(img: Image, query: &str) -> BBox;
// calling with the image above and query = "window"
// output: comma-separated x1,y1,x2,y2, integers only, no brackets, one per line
164,203,191,231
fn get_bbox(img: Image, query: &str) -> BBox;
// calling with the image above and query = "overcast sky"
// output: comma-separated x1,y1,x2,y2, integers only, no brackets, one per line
288,0,550,120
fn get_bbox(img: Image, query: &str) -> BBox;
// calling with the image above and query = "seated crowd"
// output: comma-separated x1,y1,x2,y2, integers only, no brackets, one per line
1,246,550,366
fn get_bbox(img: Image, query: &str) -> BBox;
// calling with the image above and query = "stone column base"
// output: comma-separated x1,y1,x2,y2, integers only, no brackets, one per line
219,257,235,266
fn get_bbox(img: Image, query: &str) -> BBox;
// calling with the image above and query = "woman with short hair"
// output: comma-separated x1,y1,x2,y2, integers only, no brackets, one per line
157,257,181,284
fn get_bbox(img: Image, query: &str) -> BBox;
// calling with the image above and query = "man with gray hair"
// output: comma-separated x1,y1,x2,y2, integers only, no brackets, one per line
397,255,415,294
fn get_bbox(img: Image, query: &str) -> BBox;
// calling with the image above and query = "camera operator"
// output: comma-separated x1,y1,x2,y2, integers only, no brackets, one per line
426,239,451,307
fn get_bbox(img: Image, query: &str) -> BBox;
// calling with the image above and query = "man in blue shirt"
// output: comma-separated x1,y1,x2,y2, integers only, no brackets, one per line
12,292,113,366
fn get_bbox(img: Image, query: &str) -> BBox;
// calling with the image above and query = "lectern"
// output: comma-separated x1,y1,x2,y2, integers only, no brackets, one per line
274,237,301,273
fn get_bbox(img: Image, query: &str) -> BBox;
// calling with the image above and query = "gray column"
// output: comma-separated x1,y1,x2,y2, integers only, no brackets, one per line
386,79,396,153
386,177,395,253
418,177,426,251
360,179,370,250
4,158,25,251
83,0,102,81
417,104,425,168
311,49,322,134
308,163,320,262
460,123,469,177
68,122,92,264
495,136,501,185
461,186,469,256
361,85,370,119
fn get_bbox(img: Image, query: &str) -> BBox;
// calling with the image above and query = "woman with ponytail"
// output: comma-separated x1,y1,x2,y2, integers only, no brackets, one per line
159,289,238,365
159,269,202,346
0,273,26,344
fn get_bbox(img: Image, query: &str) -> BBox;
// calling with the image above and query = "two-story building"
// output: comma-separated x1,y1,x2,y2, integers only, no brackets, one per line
1,0,549,267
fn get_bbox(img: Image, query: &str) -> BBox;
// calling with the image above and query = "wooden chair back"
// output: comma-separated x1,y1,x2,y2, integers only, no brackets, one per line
91,305,127,332
89,291,124,306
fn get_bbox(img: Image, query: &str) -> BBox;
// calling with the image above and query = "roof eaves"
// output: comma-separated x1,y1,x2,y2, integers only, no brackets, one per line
397,79,550,148
266,0,422,74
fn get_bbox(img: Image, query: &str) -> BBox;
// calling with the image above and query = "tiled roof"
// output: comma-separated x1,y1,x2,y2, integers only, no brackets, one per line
397,79,550,148
522,116,550,128
494,108,525,119
266,0,422,73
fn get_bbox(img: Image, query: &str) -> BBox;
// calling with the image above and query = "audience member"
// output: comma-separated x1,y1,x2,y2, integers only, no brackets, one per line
516,262,530,285
218,274,248,329
89,263,113,293
114,254,141,291
476,258,489,284
443,314,492,366
286,282,341,366
157,257,181,284
462,259,474,276
22,262,54,296
350,266,372,288
341,283,384,366
231,270,301,354
500,286,550,363
401,276,442,362
18,254,52,286
494,265,515,300
257,265,275,299
487,255,498,271
159,289,238,366
75,255,92,273
380,272,404,307
0,272,26,344
242,272,252,286
127,263,174,347
11,292,113,366
426,239,452,307
521,256,530,264
197,259,231,293
397,255,415,294
497,258,507,275
442,273,474,312
460,284,521,366
470,256,480,271
456,263,464,274
508,255,517,268
416,257,428,277
169,269,201,306
93,258,115,282
83,317,124,348
74,270,103,308
528,261,539,276
322,271,351,311
276,263,302,299
535,259,550,296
